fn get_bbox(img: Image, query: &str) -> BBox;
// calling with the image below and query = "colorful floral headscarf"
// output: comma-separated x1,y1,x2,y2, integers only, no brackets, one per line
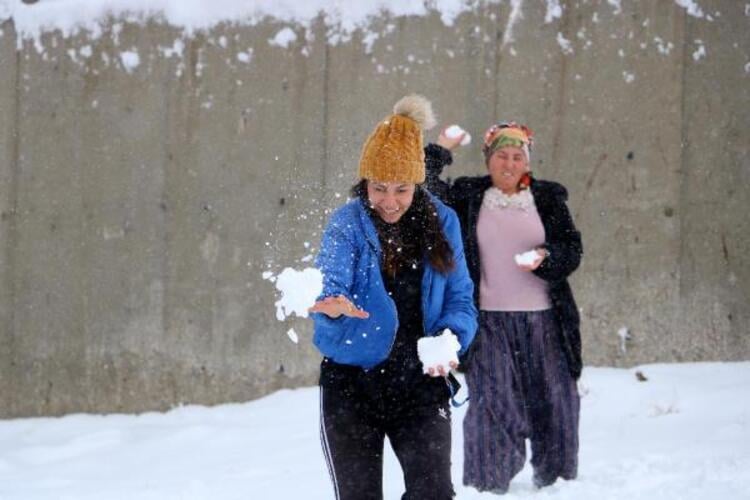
482,122,534,161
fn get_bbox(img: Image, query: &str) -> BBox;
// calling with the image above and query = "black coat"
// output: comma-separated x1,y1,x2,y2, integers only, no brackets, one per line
424,144,584,379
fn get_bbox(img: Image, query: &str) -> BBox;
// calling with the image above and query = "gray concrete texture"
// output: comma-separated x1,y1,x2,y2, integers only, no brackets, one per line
0,1,747,417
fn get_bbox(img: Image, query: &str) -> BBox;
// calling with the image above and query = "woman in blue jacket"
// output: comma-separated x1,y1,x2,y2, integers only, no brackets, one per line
310,95,477,500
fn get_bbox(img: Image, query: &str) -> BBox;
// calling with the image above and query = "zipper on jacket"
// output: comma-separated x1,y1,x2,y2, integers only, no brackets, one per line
360,202,402,364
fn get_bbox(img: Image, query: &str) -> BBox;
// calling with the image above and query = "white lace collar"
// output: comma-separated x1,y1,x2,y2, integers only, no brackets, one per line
482,187,535,211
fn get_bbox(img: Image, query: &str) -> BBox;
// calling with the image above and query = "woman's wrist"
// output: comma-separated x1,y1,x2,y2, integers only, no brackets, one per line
425,143,454,165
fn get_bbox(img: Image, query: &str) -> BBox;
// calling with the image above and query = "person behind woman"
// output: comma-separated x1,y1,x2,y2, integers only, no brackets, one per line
309,95,478,500
425,122,583,493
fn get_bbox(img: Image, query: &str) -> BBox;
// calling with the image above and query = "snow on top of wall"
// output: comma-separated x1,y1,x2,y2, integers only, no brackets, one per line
0,0,711,45
0,0,497,43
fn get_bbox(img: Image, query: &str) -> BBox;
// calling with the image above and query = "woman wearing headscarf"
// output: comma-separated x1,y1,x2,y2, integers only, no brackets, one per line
425,122,583,493
309,95,477,500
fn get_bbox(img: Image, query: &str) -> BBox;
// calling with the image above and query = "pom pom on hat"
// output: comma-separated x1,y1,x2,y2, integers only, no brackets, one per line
358,94,435,184
392,94,437,131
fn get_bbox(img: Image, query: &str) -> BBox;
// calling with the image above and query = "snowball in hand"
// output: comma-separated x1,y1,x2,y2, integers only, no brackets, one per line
417,329,461,374
514,250,540,267
271,267,323,321
444,125,471,146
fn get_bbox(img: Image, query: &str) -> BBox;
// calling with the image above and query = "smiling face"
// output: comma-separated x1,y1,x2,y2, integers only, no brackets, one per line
366,181,416,224
487,146,529,194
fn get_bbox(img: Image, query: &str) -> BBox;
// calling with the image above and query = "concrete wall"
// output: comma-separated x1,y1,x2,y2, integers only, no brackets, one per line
0,1,747,417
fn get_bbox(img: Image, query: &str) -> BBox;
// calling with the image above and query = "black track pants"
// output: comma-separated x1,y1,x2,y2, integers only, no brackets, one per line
319,382,455,500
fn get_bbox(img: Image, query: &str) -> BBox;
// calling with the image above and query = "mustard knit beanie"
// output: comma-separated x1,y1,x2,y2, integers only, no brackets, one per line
358,95,437,184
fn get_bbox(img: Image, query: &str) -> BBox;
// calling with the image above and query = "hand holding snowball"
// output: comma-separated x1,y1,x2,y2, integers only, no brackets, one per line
418,329,461,377
309,295,370,319
437,125,471,151
514,248,548,272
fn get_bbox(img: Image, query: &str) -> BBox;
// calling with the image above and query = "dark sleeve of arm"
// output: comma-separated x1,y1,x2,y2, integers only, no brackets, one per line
424,143,454,204
533,195,583,282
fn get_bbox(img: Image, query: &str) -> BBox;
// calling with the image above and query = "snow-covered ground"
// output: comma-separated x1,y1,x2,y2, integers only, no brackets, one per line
1,362,749,500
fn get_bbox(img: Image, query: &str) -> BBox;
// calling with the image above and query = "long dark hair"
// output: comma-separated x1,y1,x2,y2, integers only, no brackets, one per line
351,180,455,276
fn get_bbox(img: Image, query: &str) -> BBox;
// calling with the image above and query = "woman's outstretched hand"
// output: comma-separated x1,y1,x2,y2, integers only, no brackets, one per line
308,295,370,319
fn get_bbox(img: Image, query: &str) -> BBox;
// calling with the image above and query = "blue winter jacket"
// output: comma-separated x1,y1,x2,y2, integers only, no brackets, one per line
312,193,478,369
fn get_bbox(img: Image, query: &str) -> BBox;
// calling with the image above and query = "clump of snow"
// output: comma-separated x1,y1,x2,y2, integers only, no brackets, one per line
514,249,540,266
544,0,562,23
444,124,471,146
674,0,705,18
361,31,379,53
498,0,523,49
654,36,675,55
692,40,706,61
269,267,323,321
269,27,297,48
236,50,253,63
617,326,631,353
261,270,275,282
607,0,622,15
119,49,140,72
556,32,573,54
623,71,636,83
417,329,460,374
433,0,466,27
160,38,184,58
286,328,299,344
